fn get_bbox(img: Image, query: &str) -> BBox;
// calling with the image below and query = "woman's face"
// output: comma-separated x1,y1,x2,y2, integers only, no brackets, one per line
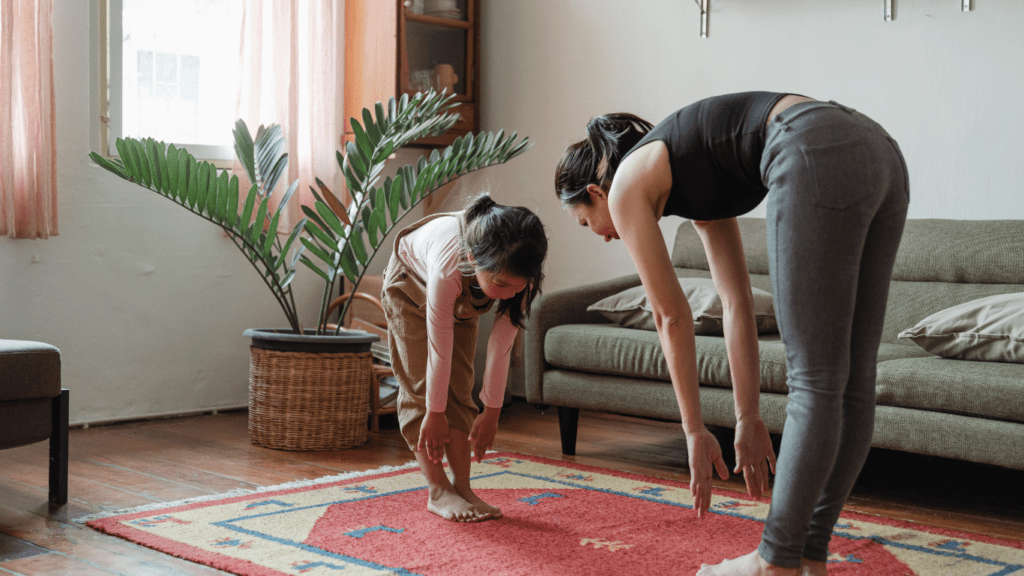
474,269,529,301
566,186,618,242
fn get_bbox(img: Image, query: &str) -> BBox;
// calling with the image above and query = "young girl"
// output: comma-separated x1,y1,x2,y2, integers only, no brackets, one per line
381,193,547,523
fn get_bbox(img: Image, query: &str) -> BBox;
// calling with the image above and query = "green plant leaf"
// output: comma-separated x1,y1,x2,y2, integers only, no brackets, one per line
250,196,269,244
216,170,230,222
129,139,151,187
89,152,129,180
302,204,335,241
387,175,402,222
304,215,337,247
279,269,297,289
300,237,333,266
195,162,210,213
114,139,136,180
362,108,381,146
350,226,368,265
165,144,180,198
262,210,280,261
338,246,358,284
345,142,368,179
145,139,162,192
276,218,306,270
176,150,190,201
315,201,346,237
374,101,387,133
226,175,239,228
299,255,333,283
239,183,258,235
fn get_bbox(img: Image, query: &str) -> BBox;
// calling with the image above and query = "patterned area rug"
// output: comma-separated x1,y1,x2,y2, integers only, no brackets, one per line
84,453,1024,575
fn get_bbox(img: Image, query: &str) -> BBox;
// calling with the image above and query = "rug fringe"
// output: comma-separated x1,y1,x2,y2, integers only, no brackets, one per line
74,459,421,524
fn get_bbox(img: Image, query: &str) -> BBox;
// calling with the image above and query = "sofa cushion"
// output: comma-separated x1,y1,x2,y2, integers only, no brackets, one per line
586,277,778,335
876,357,1024,423
545,324,931,395
897,292,1024,363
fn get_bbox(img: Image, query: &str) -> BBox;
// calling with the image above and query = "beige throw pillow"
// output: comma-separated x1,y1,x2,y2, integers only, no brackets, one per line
587,277,778,335
897,293,1024,363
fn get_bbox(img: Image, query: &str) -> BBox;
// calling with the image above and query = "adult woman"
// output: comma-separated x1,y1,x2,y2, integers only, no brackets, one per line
554,92,909,576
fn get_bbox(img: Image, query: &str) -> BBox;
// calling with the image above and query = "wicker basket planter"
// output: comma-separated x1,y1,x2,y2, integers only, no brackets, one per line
243,328,379,451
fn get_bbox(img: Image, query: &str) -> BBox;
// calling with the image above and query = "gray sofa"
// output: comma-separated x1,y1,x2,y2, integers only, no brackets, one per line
526,218,1024,470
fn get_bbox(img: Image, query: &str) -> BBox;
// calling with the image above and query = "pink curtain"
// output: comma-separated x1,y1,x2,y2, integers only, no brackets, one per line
234,0,344,229
0,0,57,239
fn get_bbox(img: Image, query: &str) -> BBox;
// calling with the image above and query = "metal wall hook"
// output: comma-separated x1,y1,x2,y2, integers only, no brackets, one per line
693,0,708,38
963,0,972,11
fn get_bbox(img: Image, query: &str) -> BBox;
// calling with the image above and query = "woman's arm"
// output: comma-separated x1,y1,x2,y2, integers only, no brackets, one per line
692,218,776,496
607,145,729,517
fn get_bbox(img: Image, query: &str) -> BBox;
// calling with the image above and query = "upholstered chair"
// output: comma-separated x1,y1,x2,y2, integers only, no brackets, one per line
0,340,69,504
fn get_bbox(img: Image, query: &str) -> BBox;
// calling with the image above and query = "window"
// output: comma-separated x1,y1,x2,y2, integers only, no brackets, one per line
102,0,242,162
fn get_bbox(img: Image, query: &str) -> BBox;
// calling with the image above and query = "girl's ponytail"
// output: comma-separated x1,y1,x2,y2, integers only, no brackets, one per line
464,193,498,224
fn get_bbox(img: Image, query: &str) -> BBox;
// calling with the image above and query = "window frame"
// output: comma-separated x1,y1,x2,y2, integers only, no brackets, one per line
96,0,236,168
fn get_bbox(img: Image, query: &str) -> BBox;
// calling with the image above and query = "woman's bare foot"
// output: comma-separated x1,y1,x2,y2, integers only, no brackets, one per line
426,485,492,523
799,558,828,576
696,550,799,576
455,485,503,519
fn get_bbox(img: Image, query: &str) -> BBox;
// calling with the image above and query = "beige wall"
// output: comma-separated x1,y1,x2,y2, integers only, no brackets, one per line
3,1,1021,423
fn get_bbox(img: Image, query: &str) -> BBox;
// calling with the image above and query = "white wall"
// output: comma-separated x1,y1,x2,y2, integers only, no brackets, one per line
1,2,329,425
4,1,1021,423
448,0,1024,294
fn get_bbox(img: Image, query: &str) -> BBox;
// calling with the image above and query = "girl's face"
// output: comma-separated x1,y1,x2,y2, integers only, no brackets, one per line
474,268,529,301
566,185,618,242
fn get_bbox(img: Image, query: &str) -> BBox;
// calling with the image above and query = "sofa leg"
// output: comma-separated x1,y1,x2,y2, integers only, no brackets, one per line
557,406,579,456
49,389,69,505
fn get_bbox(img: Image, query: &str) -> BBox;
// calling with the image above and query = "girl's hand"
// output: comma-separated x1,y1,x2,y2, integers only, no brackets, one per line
418,411,449,464
685,427,730,518
733,415,777,500
468,407,500,463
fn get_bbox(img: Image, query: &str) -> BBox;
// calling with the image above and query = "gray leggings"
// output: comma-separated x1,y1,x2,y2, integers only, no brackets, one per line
757,101,909,567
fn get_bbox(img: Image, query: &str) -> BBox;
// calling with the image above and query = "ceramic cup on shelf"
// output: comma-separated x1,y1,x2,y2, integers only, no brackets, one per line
432,64,459,95
410,69,432,92
403,0,424,15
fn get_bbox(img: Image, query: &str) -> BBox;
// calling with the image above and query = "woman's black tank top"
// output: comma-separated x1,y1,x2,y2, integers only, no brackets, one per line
623,91,789,221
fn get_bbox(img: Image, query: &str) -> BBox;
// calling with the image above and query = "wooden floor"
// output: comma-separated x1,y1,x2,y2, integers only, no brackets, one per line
1,400,1022,575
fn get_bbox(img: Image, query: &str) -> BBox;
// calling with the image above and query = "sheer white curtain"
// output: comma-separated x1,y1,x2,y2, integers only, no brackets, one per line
234,0,344,228
0,0,57,239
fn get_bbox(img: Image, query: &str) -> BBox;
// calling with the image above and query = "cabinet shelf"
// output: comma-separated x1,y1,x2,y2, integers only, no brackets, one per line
406,13,472,29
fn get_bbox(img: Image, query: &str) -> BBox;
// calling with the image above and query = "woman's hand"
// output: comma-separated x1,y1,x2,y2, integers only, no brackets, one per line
418,411,449,464
733,415,777,499
468,407,500,463
686,427,731,518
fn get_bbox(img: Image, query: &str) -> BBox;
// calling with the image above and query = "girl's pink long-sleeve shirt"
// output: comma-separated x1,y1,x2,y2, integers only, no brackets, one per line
396,215,517,412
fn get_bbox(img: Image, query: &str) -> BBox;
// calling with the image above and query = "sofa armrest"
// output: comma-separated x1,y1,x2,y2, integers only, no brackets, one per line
524,274,642,404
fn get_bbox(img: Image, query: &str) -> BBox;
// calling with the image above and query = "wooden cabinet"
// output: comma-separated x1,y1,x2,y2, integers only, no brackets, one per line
344,0,480,148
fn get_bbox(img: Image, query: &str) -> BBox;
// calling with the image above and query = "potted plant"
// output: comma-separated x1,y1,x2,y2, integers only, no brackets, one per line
89,90,530,450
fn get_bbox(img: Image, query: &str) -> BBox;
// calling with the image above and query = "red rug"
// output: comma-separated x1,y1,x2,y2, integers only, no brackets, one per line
83,452,1024,575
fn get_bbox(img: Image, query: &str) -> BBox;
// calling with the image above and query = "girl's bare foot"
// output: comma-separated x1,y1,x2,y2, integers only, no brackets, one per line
455,485,503,519
696,550,799,576
799,558,828,576
426,485,492,523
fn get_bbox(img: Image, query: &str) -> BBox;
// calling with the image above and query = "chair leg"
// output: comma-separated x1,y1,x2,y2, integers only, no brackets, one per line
557,406,579,456
49,389,69,505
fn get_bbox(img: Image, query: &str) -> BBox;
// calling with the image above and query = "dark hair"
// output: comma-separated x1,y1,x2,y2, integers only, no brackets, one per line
459,193,547,329
554,112,653,206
